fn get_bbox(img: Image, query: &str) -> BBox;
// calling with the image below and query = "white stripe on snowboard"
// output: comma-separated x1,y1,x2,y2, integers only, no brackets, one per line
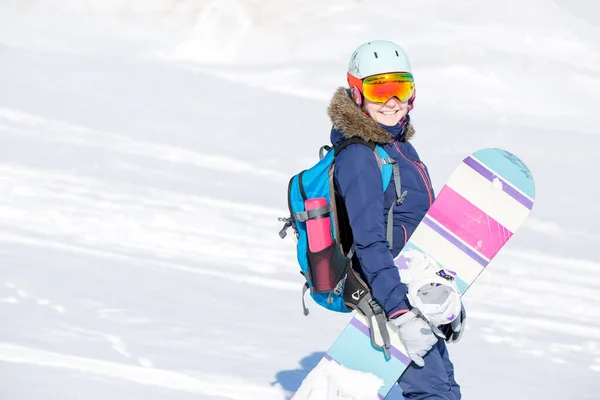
446,163,531,232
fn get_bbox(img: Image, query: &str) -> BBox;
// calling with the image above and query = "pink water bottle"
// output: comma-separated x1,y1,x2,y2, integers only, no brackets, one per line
305,197,334,291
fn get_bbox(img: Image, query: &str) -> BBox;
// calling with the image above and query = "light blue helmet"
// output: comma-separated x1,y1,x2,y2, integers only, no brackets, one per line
347,40,415,109
347,40,412,80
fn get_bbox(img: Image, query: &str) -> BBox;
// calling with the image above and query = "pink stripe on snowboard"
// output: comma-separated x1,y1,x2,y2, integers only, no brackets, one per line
428,185,513,260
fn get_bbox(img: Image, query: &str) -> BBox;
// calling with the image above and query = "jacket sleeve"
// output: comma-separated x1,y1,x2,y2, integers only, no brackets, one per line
334,144,410,318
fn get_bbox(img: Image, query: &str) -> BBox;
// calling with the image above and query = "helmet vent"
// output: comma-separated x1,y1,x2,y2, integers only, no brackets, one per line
395,50,399,56
373,52,378,58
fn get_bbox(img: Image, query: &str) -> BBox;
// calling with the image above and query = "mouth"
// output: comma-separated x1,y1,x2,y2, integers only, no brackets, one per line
379,110,399,115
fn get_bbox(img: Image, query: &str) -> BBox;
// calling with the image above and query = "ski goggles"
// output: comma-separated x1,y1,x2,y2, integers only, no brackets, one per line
348,72,415,103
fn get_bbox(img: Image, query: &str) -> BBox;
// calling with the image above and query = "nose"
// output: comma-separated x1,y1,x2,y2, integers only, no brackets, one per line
384,97,402,107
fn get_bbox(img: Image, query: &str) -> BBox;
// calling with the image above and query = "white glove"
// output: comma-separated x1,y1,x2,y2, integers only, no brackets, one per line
392,309,439,367
415,278,462,326
397,250,462,326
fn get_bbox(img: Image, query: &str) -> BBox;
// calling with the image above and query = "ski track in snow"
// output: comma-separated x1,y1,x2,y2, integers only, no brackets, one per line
2,281,66,314
0,107,290,182
0,343,282,400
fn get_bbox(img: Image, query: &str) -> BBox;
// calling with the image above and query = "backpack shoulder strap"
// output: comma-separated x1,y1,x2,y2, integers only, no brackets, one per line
375,145,408,251
333,137,375,158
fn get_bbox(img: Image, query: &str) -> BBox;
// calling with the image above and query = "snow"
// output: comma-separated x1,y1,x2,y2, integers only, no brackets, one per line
0,0,599,399
293,359,384,400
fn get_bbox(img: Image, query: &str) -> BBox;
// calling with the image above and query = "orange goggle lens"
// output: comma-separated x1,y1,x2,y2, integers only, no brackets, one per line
362,72,414,103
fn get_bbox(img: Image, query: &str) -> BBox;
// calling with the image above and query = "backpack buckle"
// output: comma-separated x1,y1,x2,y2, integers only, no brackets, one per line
278,217,293,239
395,190,408,206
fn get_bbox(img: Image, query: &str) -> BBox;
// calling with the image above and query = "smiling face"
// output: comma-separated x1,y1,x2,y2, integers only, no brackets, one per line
362,96,409,126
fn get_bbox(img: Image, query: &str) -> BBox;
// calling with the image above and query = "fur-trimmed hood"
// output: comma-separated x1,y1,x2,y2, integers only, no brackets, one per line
327,87,415,146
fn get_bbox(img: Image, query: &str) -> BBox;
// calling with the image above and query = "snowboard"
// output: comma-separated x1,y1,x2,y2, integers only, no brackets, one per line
292,148,535,399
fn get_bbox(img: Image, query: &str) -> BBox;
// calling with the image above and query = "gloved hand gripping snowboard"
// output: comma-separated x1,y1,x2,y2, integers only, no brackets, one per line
392,250,464,366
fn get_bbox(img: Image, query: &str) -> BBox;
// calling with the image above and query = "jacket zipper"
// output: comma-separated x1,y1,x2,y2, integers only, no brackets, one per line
393,139,433,206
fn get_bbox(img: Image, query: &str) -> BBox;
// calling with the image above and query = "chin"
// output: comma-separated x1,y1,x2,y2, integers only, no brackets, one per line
377,116,402,126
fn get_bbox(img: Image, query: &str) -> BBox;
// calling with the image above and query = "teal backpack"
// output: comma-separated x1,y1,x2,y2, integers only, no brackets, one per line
279,136,406,315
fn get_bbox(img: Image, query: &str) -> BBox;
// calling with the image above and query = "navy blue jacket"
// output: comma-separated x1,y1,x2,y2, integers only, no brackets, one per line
327,87,435,318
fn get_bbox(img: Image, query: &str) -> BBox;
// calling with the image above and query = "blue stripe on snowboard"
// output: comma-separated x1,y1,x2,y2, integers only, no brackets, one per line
327,321,408,396
470,148,535,200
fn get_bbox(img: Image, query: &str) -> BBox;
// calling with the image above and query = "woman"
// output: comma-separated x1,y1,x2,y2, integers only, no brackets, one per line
328,40,463,399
